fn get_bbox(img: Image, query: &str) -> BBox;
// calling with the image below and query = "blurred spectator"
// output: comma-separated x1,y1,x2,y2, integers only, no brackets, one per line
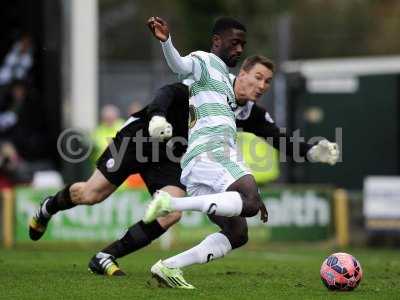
0,79,51,186
127,100,142,116
91,104,124,161
0,141,31,187
0,33,33,86
0,79,26,131
91,103,145,189
0,80,49,159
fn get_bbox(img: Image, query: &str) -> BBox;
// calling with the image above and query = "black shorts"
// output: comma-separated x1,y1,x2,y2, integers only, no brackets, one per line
96,117,185,195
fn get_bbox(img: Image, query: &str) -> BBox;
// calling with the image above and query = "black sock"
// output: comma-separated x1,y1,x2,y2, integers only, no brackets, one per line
101,220,166,258
45,184,75,215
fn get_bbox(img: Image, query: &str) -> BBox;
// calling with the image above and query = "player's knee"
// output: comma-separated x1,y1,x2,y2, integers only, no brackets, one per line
242,193,261,217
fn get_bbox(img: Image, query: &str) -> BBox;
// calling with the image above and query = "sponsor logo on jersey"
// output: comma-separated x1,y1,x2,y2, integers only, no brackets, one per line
106,158,115,170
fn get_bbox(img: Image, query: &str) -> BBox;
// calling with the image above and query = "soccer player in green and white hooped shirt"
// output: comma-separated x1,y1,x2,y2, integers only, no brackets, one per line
144,17,264,288
144,16,338,289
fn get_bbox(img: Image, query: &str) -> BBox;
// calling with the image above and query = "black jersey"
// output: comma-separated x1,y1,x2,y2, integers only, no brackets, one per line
141,82,312,160
130,82,189,157
235,101,312,159
132,82,189,139
97,82,312,190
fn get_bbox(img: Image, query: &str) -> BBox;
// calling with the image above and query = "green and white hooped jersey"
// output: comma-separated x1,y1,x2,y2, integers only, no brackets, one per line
180,51,238,170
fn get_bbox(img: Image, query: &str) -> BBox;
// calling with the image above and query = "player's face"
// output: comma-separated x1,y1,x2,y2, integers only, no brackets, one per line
217,29,246,67
237,63,273,101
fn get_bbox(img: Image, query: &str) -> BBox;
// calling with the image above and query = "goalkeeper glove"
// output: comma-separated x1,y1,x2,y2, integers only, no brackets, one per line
148,116,173,141
307,140,339,165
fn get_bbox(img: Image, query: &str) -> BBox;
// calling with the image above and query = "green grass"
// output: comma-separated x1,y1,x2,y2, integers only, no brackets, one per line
0,244,398,299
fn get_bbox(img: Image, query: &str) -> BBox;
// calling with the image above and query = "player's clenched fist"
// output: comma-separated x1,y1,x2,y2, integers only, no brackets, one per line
307,139,340,165
147,16,170,42
148,116,173,141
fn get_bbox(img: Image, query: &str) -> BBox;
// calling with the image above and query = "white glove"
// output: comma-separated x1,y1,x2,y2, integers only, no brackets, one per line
148,116,173,140
307,140,340,165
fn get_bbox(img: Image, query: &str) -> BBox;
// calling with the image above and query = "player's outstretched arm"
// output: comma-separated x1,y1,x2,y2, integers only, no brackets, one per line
147,16,193,76
237,105,340,165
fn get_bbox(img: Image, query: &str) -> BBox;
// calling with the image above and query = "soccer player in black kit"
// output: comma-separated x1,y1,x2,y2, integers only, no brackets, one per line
29,54,338,276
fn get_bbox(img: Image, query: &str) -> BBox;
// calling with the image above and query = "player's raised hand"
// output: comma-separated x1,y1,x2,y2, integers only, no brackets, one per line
259,201,268,223
147,16,170,42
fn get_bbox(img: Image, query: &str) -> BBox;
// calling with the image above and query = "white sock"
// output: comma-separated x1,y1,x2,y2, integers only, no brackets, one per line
170,191,243,217
163,232,232,268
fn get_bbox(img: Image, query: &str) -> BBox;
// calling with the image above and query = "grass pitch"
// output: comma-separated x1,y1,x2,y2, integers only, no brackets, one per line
0,244,398,299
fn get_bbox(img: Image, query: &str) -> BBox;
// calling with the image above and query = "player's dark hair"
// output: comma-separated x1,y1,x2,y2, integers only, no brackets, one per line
212,17,246,35
241,55,275,73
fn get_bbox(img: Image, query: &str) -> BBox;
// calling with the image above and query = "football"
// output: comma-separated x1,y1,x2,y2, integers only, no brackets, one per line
320,252,363,291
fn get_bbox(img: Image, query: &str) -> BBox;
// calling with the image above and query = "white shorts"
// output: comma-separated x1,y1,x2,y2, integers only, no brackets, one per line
181,147,251,196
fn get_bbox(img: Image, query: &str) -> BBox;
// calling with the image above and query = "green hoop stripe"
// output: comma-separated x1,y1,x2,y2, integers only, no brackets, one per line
192,54,210,85
190,79,235,102
211,150,247,180
189,125,237,145
210,56,229,77
195,103,235,120
191,55,235,103
181,141,226,169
